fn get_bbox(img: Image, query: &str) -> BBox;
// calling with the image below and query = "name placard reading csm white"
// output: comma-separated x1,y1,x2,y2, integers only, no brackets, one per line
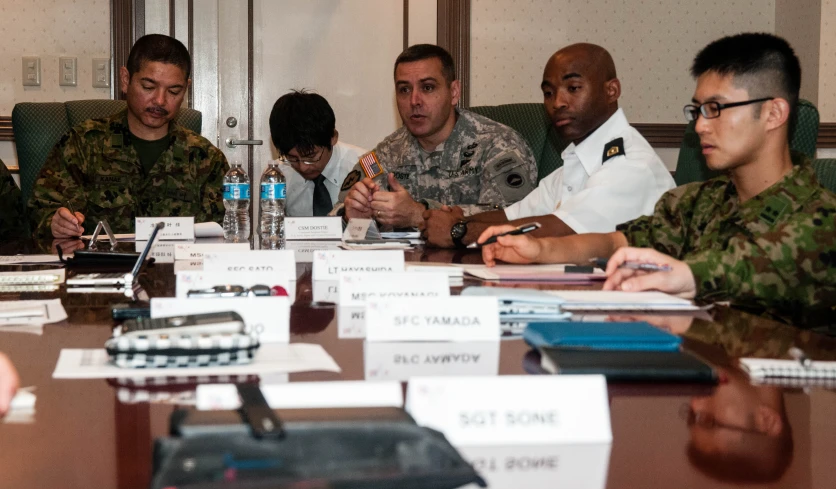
151,296,290,343
405,376,612,446
136,217,195,240
174,242,250,260
365,297,500,342
285,217,343,240
203,250,295,275
337,272,450,338
312,249,404,281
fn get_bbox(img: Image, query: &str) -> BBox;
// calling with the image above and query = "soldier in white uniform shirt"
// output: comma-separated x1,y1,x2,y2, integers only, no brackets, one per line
421,43,675,248
269,91,365,217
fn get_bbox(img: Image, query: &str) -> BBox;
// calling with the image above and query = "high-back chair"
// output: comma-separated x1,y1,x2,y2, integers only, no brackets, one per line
674,99,820,186
12,100,202,204
469,103,567,183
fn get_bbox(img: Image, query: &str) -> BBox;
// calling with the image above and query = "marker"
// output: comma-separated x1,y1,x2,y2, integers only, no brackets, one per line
467,222,541,249
590,257,673,272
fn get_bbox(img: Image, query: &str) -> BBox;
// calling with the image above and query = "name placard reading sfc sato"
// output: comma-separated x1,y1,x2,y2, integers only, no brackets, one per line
405,376,612,446
135,217,195,240
312,249,404,281
365,297,500,342
284,217,343,240
203,250,296,276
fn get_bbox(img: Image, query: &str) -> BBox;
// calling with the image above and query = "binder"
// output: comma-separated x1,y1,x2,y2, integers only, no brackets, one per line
523,321,682,351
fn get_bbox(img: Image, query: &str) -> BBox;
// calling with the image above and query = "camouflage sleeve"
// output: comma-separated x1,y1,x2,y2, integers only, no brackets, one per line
195,146,229,225
616,187,688,257
685,212,836,321
27,130,88,237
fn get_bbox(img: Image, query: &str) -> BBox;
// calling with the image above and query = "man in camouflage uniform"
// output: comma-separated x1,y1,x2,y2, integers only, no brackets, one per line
333,44,537,228
28,34,228,237
0,158,27,240
479,33,836,325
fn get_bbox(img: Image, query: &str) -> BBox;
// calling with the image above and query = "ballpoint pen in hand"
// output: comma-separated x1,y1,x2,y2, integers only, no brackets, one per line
591,257,673,272
467,222,541,249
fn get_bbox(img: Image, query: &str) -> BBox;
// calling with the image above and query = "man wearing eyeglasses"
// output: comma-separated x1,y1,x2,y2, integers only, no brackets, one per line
269,91,365,217
477,33,836,325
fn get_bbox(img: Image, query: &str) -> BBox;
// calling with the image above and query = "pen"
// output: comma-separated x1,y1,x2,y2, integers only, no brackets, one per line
467,222,541,249
788,347,812,369
65,200,82,237
590,257,673,272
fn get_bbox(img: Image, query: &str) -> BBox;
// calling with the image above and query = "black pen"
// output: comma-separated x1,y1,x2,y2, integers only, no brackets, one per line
590,257,673,272
65,200,83,238
467,222,541,249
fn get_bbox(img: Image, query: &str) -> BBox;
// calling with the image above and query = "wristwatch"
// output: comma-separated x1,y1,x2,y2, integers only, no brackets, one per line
450,220,469,249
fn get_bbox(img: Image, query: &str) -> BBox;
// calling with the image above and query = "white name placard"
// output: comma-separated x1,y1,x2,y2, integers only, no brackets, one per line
173,260,204,273
136,217,195,240
338,272,450,338
405,376,612,446
285,240,342,263
312,280,339,303
312,249,404,281
285,217,343,240
136,241,177,263
174,242,250,260
197,381,404,411
203,250,296,275
365,341,500,381
151,296,291,343
343,218,380,240
365,297,500,342
175,271,293,301
459,443,611,489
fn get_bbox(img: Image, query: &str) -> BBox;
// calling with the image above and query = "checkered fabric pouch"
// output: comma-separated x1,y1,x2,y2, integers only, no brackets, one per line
105,333,260,369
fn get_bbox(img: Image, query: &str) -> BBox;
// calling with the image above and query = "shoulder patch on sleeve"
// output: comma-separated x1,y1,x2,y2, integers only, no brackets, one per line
602,137,625,163
340,169,361,191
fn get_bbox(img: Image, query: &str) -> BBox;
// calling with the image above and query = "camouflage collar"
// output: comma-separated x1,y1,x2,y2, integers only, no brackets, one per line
736,153,817,227
109,109,185,140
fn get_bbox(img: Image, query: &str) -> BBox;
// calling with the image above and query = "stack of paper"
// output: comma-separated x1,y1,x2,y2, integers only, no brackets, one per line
0,299,68,334
462,264,605,282
543,291,699,311
3,387,36,424
406,263,464,286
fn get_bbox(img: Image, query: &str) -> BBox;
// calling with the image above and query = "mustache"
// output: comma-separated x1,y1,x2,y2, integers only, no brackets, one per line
146,106,169,116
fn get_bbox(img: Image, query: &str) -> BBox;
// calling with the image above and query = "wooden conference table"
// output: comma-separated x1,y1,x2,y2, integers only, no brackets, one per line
1,238,835,489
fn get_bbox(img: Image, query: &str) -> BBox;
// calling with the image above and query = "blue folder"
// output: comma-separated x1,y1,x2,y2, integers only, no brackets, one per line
523,321,682,352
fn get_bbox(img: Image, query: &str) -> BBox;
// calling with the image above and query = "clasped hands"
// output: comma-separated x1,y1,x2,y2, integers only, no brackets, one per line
344,173,424,228
477,224,698,298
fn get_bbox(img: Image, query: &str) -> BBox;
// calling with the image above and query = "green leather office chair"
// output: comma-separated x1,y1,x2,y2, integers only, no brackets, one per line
469,103,567,183
813,159,836,192
674,99,820,186
12,100,202,205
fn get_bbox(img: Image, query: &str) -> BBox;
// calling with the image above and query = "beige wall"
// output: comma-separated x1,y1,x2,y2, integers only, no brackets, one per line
819,0,836,121
776,0,821,105
471,0,776,123
0,0,111,168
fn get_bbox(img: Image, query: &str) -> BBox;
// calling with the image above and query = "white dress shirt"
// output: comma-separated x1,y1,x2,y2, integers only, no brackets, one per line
503,108,675,233
278,141,366,217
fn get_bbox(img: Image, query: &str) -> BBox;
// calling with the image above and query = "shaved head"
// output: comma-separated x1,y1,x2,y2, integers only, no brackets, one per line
541,43,621,143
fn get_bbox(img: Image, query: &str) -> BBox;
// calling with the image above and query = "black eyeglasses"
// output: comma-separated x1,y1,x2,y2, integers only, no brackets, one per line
279,150,327,167
683,97,774,122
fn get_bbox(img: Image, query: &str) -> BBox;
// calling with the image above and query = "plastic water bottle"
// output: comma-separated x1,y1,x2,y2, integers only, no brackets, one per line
222,162,251,242
259,160,286,246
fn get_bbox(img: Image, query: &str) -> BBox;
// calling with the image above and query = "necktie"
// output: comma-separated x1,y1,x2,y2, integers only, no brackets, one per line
312,174,332,217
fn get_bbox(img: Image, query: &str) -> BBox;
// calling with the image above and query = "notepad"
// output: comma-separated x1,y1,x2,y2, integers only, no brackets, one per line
740,358,836,380
543,290,700,311
462,264,605,282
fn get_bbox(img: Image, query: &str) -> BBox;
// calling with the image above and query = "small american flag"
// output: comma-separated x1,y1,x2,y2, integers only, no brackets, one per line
359,152,383,178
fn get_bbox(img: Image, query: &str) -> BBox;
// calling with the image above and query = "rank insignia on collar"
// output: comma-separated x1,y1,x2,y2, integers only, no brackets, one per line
759,195,790,226
111,134,123,148
602,138,625,163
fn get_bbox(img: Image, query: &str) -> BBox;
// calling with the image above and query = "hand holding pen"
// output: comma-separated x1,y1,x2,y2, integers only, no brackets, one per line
467,222,541,249
600,247,698,299
50,201,85,239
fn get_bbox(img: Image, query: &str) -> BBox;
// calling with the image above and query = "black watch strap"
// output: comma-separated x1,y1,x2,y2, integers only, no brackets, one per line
451,220,468,249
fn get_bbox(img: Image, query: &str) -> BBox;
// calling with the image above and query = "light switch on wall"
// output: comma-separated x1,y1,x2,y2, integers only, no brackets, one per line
22,57,41,86
59,57,78,86
92,58,111,88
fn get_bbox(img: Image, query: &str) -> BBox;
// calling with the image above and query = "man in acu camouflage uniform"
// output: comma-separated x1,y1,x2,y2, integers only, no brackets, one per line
28,34,228,237
333,44,537,228
478,33,836,325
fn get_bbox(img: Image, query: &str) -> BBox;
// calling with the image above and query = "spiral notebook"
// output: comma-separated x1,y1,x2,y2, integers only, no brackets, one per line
740,358,836,380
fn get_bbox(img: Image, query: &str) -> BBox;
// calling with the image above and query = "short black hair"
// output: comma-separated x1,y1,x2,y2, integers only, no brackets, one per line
269,90,336,156
127,34,191,80
394,44,456,84
691,33,801,135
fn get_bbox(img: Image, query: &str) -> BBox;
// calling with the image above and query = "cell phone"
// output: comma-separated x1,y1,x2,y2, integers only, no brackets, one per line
112,303,151,320
187,285,246,298
118,311,245,337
